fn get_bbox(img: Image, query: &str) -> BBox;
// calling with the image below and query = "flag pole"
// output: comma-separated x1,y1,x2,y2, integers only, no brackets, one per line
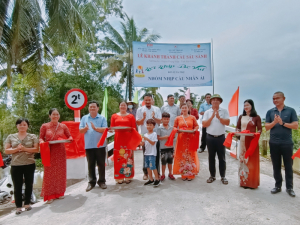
235,87,239,158
211,38,215,94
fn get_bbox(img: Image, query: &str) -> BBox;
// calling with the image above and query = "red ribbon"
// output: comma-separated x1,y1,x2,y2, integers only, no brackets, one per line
97,128,109,148
125,128,142,150
0,154,4,167
62,121,85,159
165,128,178,146
97,128,142,150
244,133,260,159
40,142,51,167
223,130,260,159
190,131,200,151
223,130,250,148
292,147,300,160
165,129,200,151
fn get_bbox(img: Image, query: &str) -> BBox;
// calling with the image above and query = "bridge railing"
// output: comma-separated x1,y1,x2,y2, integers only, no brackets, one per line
67,131,115,179
107,132,115,152
225,125,240,159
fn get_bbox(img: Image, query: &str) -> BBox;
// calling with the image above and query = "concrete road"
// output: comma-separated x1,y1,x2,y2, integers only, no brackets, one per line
0,150,300,225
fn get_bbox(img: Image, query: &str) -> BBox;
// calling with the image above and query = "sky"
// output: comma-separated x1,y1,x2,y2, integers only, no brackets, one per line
107,0,300,118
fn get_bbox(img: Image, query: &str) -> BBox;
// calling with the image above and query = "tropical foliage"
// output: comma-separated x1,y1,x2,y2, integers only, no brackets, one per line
0,0,123,86
101,14,161,100
139,87,164,108
0,0,165,154
0,71,123,152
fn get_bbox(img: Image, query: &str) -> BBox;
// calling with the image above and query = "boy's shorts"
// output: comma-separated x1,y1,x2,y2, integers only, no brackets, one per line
161,148,174,165
144,155,156,170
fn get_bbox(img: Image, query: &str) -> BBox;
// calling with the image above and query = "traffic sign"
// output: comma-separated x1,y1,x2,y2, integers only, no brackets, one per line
65,89,88,110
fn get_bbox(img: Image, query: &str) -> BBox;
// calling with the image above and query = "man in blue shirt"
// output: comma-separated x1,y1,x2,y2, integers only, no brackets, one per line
265,92,299,197
198,93,212,153
79,100,108,192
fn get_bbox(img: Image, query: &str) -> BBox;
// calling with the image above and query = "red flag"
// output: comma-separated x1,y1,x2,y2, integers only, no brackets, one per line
0,153,4,167
40,142,51,167
292,148,300,159
228,87,239,117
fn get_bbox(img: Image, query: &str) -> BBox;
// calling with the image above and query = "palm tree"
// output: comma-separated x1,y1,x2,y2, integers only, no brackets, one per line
0,0,123,87
139,87,164,108
102,14,161,100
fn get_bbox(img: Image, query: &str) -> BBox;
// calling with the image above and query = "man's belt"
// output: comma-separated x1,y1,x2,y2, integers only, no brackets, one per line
207,134,224,138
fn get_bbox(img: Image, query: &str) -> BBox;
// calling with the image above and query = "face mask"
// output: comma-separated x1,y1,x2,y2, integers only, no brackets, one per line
128,105,133,109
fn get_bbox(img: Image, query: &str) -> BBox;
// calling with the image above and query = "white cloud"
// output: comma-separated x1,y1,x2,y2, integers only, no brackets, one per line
110,0,300,116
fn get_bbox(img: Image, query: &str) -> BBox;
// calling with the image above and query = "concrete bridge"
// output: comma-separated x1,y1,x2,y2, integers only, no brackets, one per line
0,149,300,225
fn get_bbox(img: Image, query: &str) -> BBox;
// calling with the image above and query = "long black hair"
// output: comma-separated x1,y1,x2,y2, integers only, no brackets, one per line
242,99,257,117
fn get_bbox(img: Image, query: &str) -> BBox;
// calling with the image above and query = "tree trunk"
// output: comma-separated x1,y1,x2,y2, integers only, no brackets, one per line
125,73,128,101
127,56,132,100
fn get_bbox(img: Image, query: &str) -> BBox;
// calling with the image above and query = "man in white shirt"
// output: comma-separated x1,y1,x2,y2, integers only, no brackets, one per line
137,93,162,180
203,94,230,185
161,94,181,127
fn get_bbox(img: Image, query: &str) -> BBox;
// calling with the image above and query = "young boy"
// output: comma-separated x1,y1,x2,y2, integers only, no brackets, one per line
157,112,175,181
142,119,160,187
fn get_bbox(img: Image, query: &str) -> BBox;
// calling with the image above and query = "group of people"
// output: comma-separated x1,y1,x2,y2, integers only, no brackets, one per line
4,91,298,215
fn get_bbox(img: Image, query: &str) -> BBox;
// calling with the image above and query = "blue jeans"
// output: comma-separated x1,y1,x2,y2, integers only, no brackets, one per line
144,155,156,170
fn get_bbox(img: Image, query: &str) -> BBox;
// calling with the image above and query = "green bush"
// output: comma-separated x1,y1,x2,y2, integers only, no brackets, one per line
35,158,43,168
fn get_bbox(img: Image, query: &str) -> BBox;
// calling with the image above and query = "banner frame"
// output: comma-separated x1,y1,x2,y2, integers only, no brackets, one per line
132,41,213,88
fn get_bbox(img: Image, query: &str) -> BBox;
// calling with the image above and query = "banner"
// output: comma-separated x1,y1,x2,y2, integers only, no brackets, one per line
133,42,212,87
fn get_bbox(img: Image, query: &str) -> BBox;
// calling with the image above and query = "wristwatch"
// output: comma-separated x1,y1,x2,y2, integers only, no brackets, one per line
282,122,285,126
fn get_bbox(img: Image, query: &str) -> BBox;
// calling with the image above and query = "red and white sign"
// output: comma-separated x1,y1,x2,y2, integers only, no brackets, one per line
65,89,88,111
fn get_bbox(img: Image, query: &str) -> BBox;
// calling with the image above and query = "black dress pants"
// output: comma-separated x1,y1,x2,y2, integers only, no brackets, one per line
269,142,294,189
200,127,207,150
86,147,106,185
156,141,160,174
11,163,36,208
206,134,226,178
143,141,160,175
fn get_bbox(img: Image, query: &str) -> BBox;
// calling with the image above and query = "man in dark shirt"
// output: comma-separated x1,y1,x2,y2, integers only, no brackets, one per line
265,91,299,197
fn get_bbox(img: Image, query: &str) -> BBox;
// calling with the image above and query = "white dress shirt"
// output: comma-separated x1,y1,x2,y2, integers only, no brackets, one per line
203,107,229,136
136,105,162,135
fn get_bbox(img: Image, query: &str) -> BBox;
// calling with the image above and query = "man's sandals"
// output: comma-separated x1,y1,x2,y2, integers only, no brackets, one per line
207,176,228,185
206,177,216,183
221,177,228,185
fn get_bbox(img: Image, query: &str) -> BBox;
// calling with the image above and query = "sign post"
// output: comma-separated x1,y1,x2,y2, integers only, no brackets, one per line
64,89,88,122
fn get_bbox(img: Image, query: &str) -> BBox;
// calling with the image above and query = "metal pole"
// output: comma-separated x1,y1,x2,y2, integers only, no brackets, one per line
235,116,238,158
74,110,80,122
211,38,215,94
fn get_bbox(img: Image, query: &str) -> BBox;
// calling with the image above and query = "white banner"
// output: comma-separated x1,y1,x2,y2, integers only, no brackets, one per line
133,42,212,87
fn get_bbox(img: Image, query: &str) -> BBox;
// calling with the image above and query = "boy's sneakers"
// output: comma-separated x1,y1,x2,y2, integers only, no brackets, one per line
160,175,165,181
144,180,154,185
153,180,160,187
168,174,175,180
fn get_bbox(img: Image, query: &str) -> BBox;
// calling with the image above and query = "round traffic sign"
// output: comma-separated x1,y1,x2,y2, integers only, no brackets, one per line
65,89,88,110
